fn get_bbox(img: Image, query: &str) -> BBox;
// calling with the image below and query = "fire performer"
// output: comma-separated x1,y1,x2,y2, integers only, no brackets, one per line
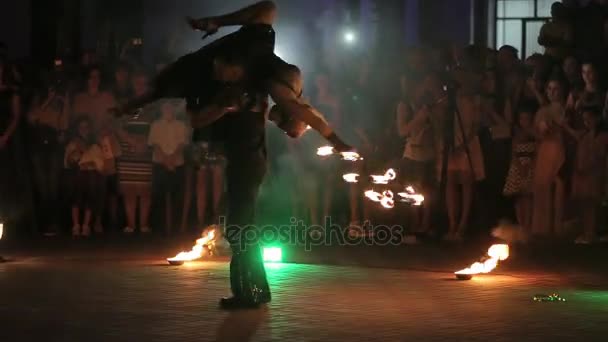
114,1,353,310
112,0,352,152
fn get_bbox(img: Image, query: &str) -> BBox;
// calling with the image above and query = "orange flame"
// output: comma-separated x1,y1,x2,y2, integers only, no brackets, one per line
317,146,334,157
343,173,360,183
316,146,362,161
370,168,397,184
455,244,509,275
365,190,395,209
167,229,217,262
340,151,362,161
397,185,425,206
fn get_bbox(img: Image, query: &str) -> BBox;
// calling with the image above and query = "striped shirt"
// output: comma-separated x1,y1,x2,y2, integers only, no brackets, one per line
116,116,153,185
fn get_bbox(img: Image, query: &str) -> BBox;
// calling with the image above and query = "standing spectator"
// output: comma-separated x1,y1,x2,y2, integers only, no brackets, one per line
520,54,550,109
496,45,524,111
562,56,583,93
538,2,574,65
111,62,132,107
397,74,437,236
148,99,189,234
72,65,118,233
27,83,69,235
192,123,226,230
116,70,154,234
567,62,605,126
71,66,116,136
0,56,20,230
478,67,513,230
561,106,608,244
443,68,485,242
64,116,104,238
503,107,537,236
532,78,567,237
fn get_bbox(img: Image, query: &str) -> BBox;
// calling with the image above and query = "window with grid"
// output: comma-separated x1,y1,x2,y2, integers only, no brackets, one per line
495,0,552,58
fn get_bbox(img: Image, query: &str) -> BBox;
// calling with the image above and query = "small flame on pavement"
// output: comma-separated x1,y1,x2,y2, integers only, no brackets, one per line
343,173,360,183
455,244,509,276
167,229,217,263
370,168,397,184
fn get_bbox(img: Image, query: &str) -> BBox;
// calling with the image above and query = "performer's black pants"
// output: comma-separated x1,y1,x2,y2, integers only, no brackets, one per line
224,157,271,304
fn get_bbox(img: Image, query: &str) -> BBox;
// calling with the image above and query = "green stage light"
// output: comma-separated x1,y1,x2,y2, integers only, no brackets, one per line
263,247,282,263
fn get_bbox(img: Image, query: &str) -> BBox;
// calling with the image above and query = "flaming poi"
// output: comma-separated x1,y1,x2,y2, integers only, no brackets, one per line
167,228,218,265
316,145,363,161
365,190,395,209
455,244,509,279
343,173,360,183
318,148,424,209
398,186,425,206
370,168,397,184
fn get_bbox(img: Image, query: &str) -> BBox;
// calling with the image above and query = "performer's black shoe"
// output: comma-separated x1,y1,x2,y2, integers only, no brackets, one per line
220,297,264,310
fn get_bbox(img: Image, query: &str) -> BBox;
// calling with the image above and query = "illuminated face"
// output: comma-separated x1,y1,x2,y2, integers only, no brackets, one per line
582,64,597,86
546,81,563,103
563,57,579,79
518,111,533,129
132,75,148,96
583,111,598,130
87,70,101,92
161,102,175,121
78,120,91,138
115,68,129,87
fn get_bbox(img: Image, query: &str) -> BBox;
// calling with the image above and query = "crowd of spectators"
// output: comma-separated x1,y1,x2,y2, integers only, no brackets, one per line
2,1,608,245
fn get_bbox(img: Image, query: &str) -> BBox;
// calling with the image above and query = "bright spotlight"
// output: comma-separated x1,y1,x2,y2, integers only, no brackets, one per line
343,30,356,44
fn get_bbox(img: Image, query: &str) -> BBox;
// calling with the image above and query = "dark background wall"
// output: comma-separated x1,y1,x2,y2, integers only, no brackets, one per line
4,0,484,67
0,0,31,59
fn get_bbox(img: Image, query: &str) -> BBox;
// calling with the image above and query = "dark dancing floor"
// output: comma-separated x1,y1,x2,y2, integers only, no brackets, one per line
1,237,608,341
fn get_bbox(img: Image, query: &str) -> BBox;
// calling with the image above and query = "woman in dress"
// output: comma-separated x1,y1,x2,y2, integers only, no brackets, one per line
503,107,537,235
561,106,608,244
531,78,567,237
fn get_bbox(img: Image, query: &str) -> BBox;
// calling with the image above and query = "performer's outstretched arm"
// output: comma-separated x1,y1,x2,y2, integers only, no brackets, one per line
268,80,353,152
189,1,276,32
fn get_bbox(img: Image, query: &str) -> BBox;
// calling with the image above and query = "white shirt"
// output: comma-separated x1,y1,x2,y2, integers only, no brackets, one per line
148,118,190,165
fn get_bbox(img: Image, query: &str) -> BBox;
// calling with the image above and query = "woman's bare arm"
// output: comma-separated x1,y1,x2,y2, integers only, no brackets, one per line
268,81,352,151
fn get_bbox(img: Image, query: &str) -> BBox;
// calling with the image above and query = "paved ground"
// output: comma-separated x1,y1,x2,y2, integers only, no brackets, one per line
1,238,608,341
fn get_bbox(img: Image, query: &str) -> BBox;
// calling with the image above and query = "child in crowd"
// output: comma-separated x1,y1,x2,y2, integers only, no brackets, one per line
562,106,608,244
503,107,537,236
148,99,189,234
64,116,104,237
